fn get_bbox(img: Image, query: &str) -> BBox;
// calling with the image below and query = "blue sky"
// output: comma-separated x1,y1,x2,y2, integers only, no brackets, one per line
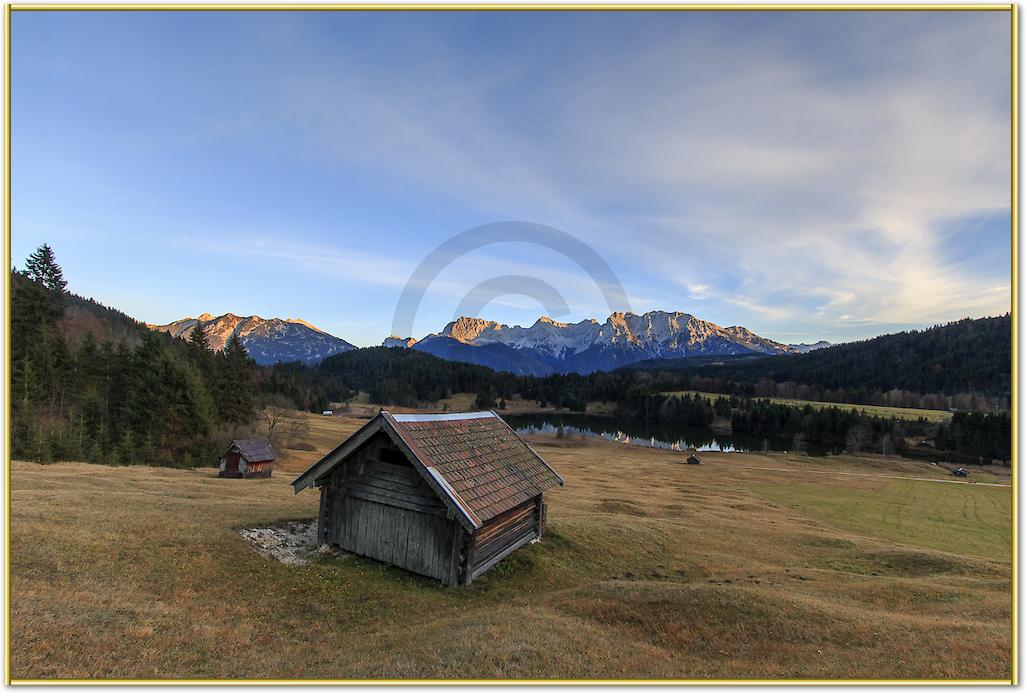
12,10,1011,347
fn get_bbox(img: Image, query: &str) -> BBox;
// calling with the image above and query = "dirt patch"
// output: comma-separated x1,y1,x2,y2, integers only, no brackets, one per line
239,521,319,565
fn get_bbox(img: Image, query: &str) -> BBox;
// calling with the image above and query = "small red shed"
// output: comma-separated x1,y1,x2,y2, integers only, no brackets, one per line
219,439,277,478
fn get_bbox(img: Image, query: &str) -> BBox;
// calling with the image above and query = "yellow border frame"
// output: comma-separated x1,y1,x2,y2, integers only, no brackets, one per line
3,3,1018,8
2,2,1018,686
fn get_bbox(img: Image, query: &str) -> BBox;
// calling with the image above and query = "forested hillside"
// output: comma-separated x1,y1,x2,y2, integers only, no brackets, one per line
672,316,1011,408
10,245,259,466
267,346,648,412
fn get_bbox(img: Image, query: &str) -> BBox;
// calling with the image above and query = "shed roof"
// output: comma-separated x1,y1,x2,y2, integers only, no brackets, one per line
291,411,563,530
229,438,277,463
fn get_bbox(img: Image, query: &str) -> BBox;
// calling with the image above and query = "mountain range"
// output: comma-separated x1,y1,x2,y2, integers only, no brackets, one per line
388,311,828,376
151,309,829,373
148,313,356,365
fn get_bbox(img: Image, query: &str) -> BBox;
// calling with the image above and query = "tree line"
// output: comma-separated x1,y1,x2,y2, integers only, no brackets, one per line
609,392,929,455
935,411,1011,462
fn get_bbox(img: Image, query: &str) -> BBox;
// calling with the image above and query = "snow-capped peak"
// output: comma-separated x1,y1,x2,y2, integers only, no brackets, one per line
420,310,798,360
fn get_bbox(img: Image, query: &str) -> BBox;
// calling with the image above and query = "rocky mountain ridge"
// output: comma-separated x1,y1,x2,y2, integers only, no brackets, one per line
388,310,806,375
149,313,356,365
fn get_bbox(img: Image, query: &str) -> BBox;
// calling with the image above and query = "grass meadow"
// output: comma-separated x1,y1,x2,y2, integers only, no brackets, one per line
10,412,1011,680
662,390,953,423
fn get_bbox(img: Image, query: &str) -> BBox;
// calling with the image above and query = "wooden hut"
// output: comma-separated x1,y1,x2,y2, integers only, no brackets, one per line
291,411,564,586
219,439,277,478
686,452,702,465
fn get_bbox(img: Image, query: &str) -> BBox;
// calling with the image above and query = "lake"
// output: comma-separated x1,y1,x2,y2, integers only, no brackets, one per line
505,412,833,455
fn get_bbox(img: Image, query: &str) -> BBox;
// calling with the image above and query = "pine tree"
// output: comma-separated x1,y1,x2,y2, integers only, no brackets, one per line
218,333,255,425
189,322,210,352
474,388,497,409
188,322,214,379
24,243,67,293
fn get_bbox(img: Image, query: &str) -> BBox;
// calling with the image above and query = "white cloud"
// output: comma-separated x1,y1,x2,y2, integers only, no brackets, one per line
173,12,1014,342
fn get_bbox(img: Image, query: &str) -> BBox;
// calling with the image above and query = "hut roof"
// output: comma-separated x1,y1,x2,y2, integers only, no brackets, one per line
229,438,277,463
291,411,563,530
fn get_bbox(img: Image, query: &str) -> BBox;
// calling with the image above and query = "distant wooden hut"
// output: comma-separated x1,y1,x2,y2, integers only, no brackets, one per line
219,439,277,478
291,411,564,586
686,453,703,465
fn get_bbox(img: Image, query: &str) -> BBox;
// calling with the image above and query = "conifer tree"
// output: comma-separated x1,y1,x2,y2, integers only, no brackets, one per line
218,333,255,424
188,322,214,379
189,322,210,352
24,243,67,293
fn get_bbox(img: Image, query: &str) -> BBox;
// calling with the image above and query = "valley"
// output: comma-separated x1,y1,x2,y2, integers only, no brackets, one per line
9,7,1015,684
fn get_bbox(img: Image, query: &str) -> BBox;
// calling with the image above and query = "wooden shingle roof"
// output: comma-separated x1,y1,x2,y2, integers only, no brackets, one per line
229,438,277,463
388,412,563,525
291,411,563,530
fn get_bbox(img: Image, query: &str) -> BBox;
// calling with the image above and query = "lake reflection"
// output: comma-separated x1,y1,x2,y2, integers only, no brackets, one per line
505,412,829,455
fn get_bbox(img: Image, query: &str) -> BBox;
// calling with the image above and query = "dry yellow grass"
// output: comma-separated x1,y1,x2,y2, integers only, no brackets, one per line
10,414,1012,680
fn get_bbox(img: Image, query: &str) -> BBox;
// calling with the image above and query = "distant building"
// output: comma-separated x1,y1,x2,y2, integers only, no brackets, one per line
687,453,703,465
292,411,564,586
219,439,277,478
322,410,334,416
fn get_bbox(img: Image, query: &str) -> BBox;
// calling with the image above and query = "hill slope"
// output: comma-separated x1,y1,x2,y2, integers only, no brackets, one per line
686,315,1011,400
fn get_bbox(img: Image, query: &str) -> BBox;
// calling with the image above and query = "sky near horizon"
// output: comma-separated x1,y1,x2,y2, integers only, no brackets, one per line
12,10,1012,347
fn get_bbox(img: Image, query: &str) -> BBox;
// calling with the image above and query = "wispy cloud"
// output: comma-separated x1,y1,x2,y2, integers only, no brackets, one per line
253,12,1009,341
11,11,1011,346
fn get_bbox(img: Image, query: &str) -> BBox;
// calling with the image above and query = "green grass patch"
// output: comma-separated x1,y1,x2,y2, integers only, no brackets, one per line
751,478,1011,561
663,390,952,422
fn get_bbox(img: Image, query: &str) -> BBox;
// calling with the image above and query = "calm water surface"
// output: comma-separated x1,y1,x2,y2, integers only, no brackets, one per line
505,412,833,456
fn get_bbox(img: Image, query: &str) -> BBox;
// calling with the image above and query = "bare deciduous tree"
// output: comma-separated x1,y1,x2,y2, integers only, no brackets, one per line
259,395,311,449
261,404,291,441
846,425,870,455
880,433,893,457
285,416,311,448
791,434,804,455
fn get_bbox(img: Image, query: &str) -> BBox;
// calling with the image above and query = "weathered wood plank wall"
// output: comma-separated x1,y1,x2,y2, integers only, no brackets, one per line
463,497,541,584
319,433,458,583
